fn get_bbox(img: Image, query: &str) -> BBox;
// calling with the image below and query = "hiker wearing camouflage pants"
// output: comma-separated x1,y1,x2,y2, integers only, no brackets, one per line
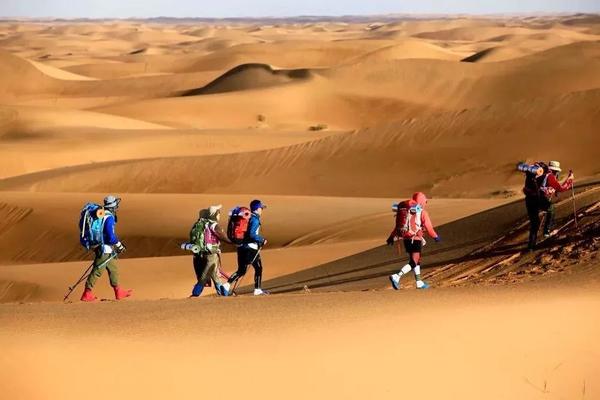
190,205,232,297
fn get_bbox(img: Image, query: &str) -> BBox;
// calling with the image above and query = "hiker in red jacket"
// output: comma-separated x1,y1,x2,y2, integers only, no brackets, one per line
387,192,441,290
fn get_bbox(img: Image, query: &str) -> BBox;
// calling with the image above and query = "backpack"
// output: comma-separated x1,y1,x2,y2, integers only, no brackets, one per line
190,219,209,254
521,162,553,199
189,218,220,254
227,206,251,245
539,172,557,200
395,201,423,238
79,203,106,250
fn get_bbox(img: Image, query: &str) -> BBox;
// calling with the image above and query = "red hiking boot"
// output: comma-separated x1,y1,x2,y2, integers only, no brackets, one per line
113,286,132,300
80,288,97,302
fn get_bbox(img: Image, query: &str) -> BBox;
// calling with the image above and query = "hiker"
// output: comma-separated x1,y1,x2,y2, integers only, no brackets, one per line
518,161,574,250
387,192,441,290
227,199,268,296
188,205,232,297
80,195,132,302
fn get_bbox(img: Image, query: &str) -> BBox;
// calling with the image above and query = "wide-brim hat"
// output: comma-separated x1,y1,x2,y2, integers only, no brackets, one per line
208,204,223,217
104,195,121,208
548,160,562,172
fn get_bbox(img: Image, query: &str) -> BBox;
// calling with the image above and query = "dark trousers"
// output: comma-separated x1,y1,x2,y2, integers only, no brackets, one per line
403,239,423,268
525,196,554,249
228,247,263,289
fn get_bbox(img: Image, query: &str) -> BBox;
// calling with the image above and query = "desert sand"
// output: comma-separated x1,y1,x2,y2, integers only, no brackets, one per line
0,14,599,400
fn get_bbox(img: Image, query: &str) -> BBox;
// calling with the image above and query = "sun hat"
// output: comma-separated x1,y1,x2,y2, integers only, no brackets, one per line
104,195,121,209
548,161,562,172
209,204,223,217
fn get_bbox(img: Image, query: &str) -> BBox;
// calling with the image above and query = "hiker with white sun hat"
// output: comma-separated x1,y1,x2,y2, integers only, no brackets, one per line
186,204,232,297
518,160,574,250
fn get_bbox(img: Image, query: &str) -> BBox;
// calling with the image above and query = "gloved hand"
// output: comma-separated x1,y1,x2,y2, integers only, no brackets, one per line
115,242,126,254
386,236,395,246
434,236,441,243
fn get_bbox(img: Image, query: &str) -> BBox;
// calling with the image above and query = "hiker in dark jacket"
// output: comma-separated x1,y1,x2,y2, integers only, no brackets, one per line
519,161,574,250
227,199,268,296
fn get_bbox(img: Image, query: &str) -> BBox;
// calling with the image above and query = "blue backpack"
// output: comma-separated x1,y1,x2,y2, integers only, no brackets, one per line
79,203,106,250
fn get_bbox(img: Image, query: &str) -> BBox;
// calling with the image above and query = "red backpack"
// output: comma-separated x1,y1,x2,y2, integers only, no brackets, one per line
394,200,423,238
227,206,252,245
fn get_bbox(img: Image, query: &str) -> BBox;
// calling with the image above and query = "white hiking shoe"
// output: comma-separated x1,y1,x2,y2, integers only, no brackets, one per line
416,280,430,289
220,282,231,296
253,288,269,296
389,274,400,290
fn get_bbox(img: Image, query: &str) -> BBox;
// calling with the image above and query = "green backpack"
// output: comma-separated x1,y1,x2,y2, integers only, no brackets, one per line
189,219,210,254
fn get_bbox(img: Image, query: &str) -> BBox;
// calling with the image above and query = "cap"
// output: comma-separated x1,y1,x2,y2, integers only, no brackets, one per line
250,199,267,211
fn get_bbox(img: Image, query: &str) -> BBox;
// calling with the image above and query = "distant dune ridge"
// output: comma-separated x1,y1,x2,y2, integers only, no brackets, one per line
1,15,600,400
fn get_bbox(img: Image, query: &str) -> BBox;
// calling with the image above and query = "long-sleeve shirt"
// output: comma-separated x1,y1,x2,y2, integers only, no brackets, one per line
103,213,119,245
243,213,266,249
545,173,573,193
98,212,120,254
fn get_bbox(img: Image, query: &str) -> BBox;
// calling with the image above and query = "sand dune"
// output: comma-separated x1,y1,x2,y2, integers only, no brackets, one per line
341,39,466,63
0,124,337,179
4,88,597,197
28,60,98,80
1,16,600,400
88,41,600,133
181,63,312,95
95,75,433,130
327,41,600,109
0,49,60,98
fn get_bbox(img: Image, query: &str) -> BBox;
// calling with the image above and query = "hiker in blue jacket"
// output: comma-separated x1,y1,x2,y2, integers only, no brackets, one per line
227,199,268,296
81,195,132,301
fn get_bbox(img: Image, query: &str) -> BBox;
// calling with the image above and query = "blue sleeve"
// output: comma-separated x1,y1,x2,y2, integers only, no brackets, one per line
103,215,120,245
247,216,265,245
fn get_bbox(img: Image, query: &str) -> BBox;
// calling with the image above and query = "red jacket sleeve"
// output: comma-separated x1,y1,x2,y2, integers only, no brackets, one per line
547,174,572,192
421,210,438,239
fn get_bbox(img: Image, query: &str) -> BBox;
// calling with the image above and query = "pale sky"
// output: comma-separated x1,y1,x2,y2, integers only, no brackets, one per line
1,0,599,19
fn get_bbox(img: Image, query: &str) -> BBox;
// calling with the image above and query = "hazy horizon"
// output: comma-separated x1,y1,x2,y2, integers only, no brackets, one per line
1,0,599,19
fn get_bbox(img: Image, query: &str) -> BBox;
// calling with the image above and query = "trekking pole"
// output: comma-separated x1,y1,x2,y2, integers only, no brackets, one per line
231,246,262,296
231,274,245,296
63,253,117,302
216,253,231,280
570,173,578,230
250,246,262,265
395,239,402,258
63,262,94,302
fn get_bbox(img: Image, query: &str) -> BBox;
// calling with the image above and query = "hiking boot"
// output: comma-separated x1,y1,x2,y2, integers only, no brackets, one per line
190,283,203,297
389,274,400,290
253,288,269,296
80,287,97,302
113,286,132,300
219,283,230,297
416,280,430,290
